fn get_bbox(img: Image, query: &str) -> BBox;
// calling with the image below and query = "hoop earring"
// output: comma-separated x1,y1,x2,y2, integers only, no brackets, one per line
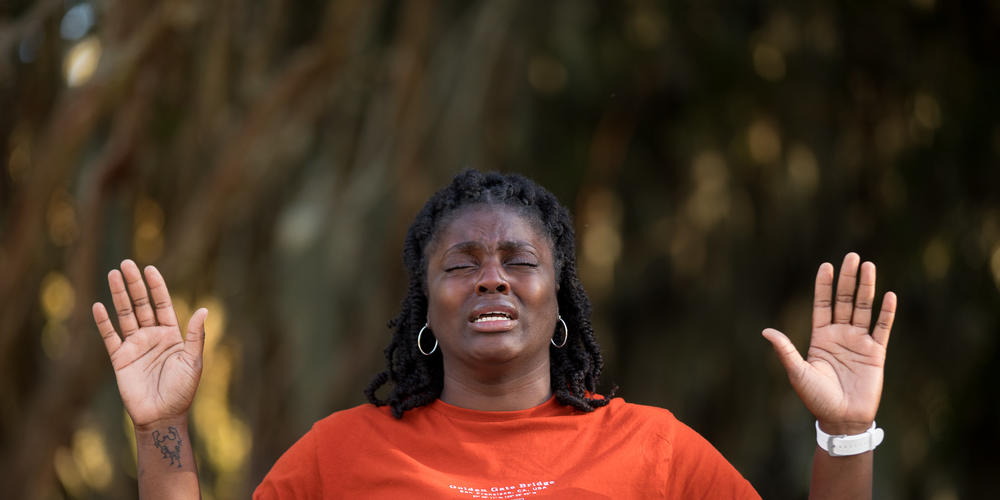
551,316,568,348
417,323,438,355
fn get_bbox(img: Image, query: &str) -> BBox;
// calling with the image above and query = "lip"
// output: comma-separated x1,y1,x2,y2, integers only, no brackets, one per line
468,302,518,332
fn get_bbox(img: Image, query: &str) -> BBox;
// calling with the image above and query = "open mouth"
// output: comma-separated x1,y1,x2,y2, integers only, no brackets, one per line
472,312,513,323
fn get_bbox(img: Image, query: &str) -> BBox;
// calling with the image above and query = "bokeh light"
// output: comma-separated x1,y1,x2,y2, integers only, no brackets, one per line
60,3,96,41
580,189,623,296
752,43,786,82
786,143,819,196
47,189,79,246
747,119,782,164
40,272,75,321
63,35,101,87
133,197,165,263
72,426,113,492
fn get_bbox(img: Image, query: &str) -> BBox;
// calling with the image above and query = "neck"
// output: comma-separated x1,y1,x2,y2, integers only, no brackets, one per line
440,357,552,411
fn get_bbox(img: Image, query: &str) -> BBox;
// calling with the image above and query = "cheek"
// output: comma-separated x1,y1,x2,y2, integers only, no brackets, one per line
522,277,559,312
426,280,465,323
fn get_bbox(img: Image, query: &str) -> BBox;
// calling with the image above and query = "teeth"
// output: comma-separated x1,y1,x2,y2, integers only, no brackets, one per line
474,313,511,323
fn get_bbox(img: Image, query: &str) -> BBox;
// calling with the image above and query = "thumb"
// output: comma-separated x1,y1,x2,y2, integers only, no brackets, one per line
762,328,807,383
184,308,208,359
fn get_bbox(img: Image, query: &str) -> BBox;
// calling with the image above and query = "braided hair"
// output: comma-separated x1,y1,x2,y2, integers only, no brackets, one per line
365,170,611,418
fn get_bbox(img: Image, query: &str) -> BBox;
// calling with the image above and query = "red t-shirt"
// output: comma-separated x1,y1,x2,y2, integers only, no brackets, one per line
254,397,760,499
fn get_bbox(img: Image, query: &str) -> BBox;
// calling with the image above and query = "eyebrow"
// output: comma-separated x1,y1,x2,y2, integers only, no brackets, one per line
444,240,538,255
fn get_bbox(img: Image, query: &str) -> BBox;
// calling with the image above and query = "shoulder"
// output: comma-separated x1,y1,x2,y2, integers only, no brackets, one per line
264,404,391,461
306,403,403,446
597,399,759,497
596,398,686,436
313,402,395,429
254,403,398,499
595,398,738,461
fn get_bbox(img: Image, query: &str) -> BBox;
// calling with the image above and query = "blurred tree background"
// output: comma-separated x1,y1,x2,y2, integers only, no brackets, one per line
2,0,998,498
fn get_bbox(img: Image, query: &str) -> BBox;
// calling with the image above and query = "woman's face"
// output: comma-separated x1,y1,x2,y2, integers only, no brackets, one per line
425,205,559,375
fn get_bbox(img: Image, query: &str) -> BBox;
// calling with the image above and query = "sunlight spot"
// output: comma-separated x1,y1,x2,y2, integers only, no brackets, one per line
929,488,958,500
684,150,730,230
134,197,165,262
7,138,31,183
747,119,782,164
875,114,906,158
766,11,801,52
804,13,838,55
47,189,78,246
786,143,819,195
201,296,227,352
913,93,942,130
923,238,950,281
752,43,785,81
63,36,102,87
72,426,113,491
42,320,70,359
54,447,86,497
626,5,667,48
41,272,75,321
579,189,623,296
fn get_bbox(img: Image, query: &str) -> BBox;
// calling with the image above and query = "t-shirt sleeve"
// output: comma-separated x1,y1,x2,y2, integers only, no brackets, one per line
664,419,761,499
253,427,323,500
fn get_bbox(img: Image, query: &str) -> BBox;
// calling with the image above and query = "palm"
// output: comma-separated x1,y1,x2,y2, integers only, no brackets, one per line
763,253,897,432
109,326,201,426
93,260,207,428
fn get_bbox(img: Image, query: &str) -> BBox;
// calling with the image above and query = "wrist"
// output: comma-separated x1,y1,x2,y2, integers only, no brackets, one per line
816,420,873,435
133,415,189,435
815,420,884,457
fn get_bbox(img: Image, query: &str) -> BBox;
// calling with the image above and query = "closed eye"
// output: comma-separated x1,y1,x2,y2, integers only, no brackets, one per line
507,261,538,268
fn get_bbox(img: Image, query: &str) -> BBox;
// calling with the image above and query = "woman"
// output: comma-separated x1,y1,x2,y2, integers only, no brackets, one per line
93,171,897,498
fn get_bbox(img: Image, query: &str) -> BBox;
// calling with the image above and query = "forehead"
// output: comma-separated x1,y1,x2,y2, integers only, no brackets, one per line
430,205,552,252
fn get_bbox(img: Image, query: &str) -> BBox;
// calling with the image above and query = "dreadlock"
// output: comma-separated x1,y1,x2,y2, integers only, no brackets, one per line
365,170,612,418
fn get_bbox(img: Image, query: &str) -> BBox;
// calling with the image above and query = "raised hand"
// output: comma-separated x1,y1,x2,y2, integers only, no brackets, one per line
762,252,897,434
92,259,208,429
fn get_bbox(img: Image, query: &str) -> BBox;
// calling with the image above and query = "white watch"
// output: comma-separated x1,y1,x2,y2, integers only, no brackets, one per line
815,421,884,457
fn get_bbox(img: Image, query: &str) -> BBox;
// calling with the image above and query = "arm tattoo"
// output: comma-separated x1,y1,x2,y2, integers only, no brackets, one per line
152,426,183,468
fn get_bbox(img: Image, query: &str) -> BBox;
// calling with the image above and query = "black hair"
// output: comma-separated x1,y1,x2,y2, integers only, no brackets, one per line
365,170,612,418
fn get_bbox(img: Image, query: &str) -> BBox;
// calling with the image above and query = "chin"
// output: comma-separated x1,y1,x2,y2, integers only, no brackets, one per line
466,339,524,364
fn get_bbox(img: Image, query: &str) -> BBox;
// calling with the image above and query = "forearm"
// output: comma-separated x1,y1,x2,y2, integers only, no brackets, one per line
134,416,200,500
809,447,872,500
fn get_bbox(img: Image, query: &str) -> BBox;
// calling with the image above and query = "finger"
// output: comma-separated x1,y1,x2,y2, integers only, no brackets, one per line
833,253,861,324
852,261,877,329
872,291,897,347
91,302,122,355
108,269,140,337
762,328,809,385
121,259,156,327
144,265,179,327
184,308,208,360
812,263,835,329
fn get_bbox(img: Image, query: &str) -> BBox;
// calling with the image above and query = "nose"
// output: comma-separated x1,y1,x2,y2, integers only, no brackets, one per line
475,261,509,294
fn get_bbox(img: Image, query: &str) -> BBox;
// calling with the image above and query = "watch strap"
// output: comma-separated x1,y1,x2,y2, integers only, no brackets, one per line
815,420,884,457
